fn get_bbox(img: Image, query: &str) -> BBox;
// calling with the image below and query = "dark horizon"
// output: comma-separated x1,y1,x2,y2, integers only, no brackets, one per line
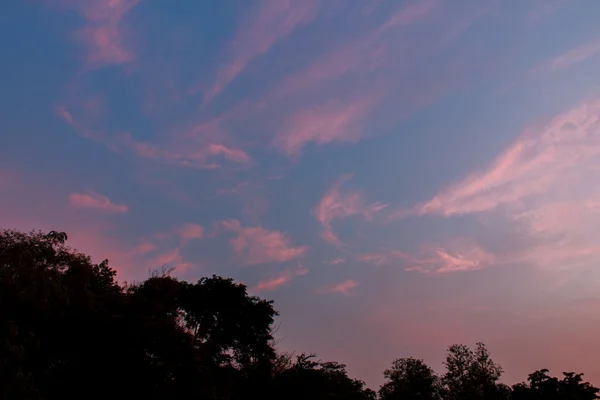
2,229,599,399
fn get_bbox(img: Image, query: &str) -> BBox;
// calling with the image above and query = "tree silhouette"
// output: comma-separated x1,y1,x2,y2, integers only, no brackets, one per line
512,369,600,400
268,353,376,400
442,342,509,400
1,229,599,400
0,229,277,400
379,357,442,400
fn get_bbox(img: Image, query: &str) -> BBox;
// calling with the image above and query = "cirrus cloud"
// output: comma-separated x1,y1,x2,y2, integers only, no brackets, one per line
69,191,128,213
318,279,359,295
254,263,309,292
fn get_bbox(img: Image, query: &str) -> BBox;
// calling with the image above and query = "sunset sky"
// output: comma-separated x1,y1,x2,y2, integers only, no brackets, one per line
3,0,600,388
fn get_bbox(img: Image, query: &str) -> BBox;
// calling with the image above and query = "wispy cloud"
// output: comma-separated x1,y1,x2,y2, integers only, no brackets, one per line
272,97,377,157
272,0,437,99
267,1,439,158
254,263,308,292
356,241,495,275
56,106,74,124
533,36,600,72
69,191,128,213
409,99,600,270
201,0,319,102
57,0,141,69
405,243,496,274
219,219,308,265
323,257,345,265
319,279,359,295
380,0,437,31
206,144,252,164
315,174,387,246
415,99,600,217
117,133,252,169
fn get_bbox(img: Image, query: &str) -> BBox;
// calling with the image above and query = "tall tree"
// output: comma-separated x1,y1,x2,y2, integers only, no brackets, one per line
379,357,442,400
0,229,279,400
442,342,509,400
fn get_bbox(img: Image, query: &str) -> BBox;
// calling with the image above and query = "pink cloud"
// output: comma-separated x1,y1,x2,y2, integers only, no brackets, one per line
415,99,600,217
533,36,600,72
117,133,251,169
0,169,203,282
513,200,600,236
188,1,437,162
264,1,440,158
418,244,495,274
380,0,437,31
54,103,114,148
324,257,345,265
129,241,156,256
515,241,600,272
153,247,192,273
57,0,141,68
272,0,436,99
219,219,308,265
201,0,319,102
315,175,387,246
56,106,74,125
254,264,308,292
273,97,376,157
355,241,495,274
69,191,128,213
207,144,252,164
175,223,204,243
319,279,359,295
404,99,600,271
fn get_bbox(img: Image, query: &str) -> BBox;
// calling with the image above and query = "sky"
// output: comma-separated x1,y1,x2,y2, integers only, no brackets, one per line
2,0,600,390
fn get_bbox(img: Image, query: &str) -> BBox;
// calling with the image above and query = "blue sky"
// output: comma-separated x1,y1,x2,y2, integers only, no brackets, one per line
2,0,600,389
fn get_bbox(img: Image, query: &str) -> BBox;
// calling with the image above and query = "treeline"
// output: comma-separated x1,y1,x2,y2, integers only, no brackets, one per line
1,229,598,400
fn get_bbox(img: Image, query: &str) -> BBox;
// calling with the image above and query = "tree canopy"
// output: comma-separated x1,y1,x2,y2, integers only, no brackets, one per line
1,229,598,400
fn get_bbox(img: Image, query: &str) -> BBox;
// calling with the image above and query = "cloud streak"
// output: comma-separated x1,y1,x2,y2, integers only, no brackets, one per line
319,279,359,295
355,240,495,275
254,263,308,292
118,133,252,170
415,99,600,217
534,36,600,72
201,0,318,102
69,191,128,213
406,99,600,271
272,97,377,157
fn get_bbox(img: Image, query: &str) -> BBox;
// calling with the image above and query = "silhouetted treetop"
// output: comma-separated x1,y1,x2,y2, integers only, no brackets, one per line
1,229,598,400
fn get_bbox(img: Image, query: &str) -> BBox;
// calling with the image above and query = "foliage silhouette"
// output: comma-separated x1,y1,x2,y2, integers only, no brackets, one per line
1,229,598,400
379,357,442,400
